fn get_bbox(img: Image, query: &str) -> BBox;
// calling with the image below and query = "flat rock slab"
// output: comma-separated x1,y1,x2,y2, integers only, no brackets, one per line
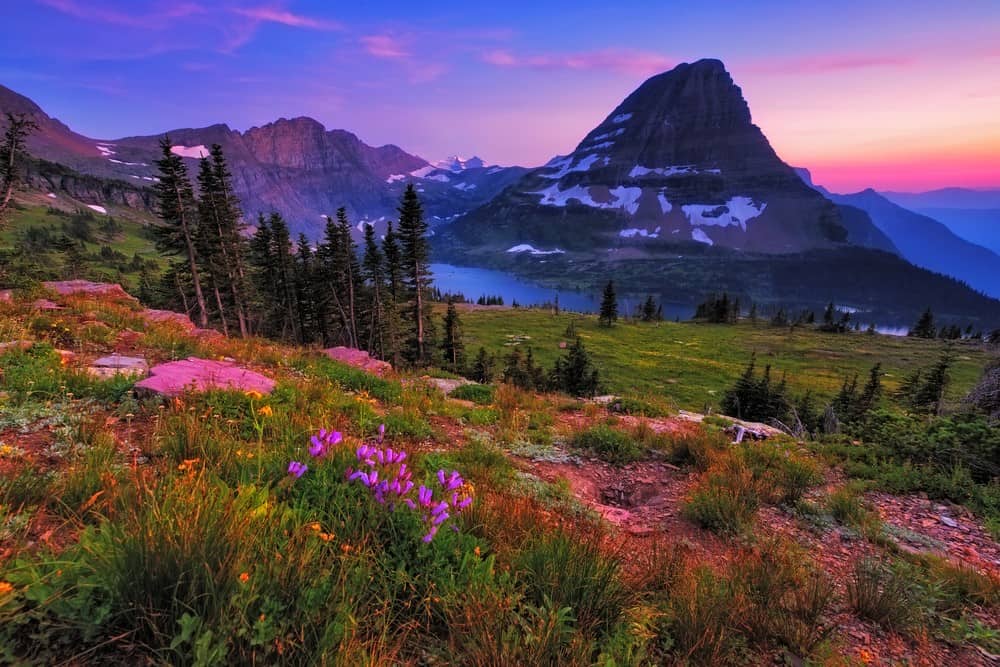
0,290,12,304
141,309,196,332
323,347,392,376
134,357,276,397
33,299,64,311
422,377,473,395
42,280,136,302
89,354,149,379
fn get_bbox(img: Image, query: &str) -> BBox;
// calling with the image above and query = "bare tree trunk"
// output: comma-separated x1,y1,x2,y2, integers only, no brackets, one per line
173,182,208,328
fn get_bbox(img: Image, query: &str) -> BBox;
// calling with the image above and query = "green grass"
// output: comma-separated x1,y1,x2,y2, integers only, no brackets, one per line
457,307,989,412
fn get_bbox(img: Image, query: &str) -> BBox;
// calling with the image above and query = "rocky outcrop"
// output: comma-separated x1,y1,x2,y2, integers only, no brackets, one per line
134,357,276,397
88,354,149,379
141,308,196,332
43,280,137,301
323,347,393,377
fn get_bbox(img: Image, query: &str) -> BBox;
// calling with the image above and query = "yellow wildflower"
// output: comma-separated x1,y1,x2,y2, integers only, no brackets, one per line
245,390,264,400
257,405,273,417
177,458,200,472
306,522,322,532
474,546,481,557
0,582,13,596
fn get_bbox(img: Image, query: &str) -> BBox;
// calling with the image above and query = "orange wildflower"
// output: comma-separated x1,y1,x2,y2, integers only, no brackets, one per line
0,582,13,596
239,572,250,583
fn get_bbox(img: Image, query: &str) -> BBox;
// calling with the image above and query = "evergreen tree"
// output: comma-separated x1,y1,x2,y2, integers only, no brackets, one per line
502,347,532,389
902,347,954,415
336,207,360,347
0,113,38,227
382,221,403,366
909,308,936,338
720,354,789,423
599,280,618,327
550,337,601,397
293,233,316,343
152,136,209,327
396,185,433,364
640,295,657,322
471,347,495,384
361,223,386,358
440,297,466,373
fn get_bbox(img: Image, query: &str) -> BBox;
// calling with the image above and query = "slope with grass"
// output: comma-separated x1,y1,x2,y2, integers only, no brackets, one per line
0,284,998,665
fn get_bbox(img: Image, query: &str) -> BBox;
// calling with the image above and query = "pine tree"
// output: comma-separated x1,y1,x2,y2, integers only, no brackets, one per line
550,337,601,397
909,308,936,338
397,185,433,364
293,233,316,343
152,136,209,328
471,347,495,384
0,113,38,227
599,280,617,327
641,295,657,322
336,208,360,348
440,297,465,373
361,223,386,358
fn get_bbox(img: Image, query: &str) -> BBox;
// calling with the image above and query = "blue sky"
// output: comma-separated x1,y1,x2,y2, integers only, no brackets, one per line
2,0,999,190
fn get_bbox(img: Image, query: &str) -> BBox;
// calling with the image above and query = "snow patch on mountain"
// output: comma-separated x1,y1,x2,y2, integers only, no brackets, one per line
170,145,208,159
409,165,437,178
434,156,485,172
629,165,721,178
682,197,766,231
611,113,633,124
608,186,642,215
540,153,603,180
591,128,626,142
46,192,57,199
453,182,477,191
96,144,116,156
424,173,450,183
532,183,642,214
506,244,565,255
657,191,672,214
87,204,108,215
386,173,407,183
691,228,713,245
620,226,661,239
109,158,148,167
579,141,614,153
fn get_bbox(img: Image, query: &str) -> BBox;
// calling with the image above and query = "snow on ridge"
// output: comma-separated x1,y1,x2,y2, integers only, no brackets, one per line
87,204,108,215
578,141,614,154
96,144,116,157
629,165,722,178
657,191,672,214
691,228,713,245
453,182,477,191
591,128,625,142
109,158,148,167
487,166,504,175
682,197,767,231
619,226,662,239
170,145,208,159
386,174,407,183
532,183,642,215
506,244,565,256
540,153,603,180
611,113,633,124
409,165,437,178
46,192,57,199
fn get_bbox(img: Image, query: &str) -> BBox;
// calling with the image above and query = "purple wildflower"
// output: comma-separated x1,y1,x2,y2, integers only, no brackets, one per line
309,429,343,457
377,423,386,442
287,461,308,478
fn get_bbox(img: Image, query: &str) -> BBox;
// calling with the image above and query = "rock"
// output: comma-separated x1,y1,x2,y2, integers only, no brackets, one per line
42,280,136,302
591,394,618,405
134,357,276,397
0,289,12,304
939,515,959,528
322,347,392,377
422,376,473,395
32,299,64,311
141,308,196,332
193,328,224,341
0,340,33,354
88,354,149,379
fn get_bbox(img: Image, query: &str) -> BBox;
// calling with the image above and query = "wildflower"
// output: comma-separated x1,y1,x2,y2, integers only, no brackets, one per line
239,572,250,583
377,423,386,442
341,543,352,553
0,581,13,596
287,461,308,478
257,405,273,417
318,532,335,542
309,429,343,457
245,390,264,400
177,458,200,472
306,522,322,532
474,546,481,557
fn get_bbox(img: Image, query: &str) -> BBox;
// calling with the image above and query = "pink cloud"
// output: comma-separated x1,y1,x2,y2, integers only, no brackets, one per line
482,48,674,76
361,35,410,59
37,0,204,28
745,53,917,75
231,6,343,31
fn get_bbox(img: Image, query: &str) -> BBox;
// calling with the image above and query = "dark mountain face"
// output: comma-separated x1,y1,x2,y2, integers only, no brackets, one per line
0,86,525,238
442,59,857,256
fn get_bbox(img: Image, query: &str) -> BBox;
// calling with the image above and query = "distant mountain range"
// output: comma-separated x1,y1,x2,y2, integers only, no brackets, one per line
878,189,1000,256
2,65,999,325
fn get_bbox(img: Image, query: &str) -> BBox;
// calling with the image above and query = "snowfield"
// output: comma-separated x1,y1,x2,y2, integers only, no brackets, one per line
506,244,565,255
170,145,208,159
87,204,108,215
532,183,642,214
619,226,662,239
611,113,633,124
682,197,766,230
691,228,713,245
540,153,604,180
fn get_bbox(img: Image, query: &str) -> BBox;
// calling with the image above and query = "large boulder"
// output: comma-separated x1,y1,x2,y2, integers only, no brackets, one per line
141,308,197,332
42,280,136,302
323,347,392,377
134,357,276,397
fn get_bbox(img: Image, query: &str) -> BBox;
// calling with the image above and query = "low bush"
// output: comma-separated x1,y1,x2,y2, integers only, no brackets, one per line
570,425,642,465
450,383,495,405
683,455,760,535
848,558,925,631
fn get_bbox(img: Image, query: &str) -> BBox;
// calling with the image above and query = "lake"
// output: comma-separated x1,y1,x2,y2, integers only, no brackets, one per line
430,263,695,319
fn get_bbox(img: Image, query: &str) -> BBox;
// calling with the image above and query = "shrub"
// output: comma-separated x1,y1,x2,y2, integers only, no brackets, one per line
450,383,495,405
848,558,924,630
667,567,742,665
570,425,642,465
516,529,630,637
772,454,823,504
683,455,760,534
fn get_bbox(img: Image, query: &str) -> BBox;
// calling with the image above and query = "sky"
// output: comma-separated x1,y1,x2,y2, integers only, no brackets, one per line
2,0,999,193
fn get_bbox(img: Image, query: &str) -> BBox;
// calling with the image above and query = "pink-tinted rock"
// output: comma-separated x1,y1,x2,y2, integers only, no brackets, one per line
33,299,64,311
134,357,276,397
193,328,224,341
322,347,393,376
0,340,33,354
0,289,13,304
141,308,197,332
42,280,136,302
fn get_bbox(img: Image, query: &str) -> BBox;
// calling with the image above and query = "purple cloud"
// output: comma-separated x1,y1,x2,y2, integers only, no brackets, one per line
361,35,411,59
482,48,674,76
744,53,917,75
231,6,343,31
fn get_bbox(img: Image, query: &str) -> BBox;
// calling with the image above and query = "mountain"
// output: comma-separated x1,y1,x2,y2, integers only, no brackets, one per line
440,59,880,258
821,188,1000,299
0,86,525,237
876,188,1000,256
881,188,1000,210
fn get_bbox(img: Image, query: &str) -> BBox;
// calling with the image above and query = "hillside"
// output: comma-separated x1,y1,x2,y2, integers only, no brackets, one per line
0,281,997,664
